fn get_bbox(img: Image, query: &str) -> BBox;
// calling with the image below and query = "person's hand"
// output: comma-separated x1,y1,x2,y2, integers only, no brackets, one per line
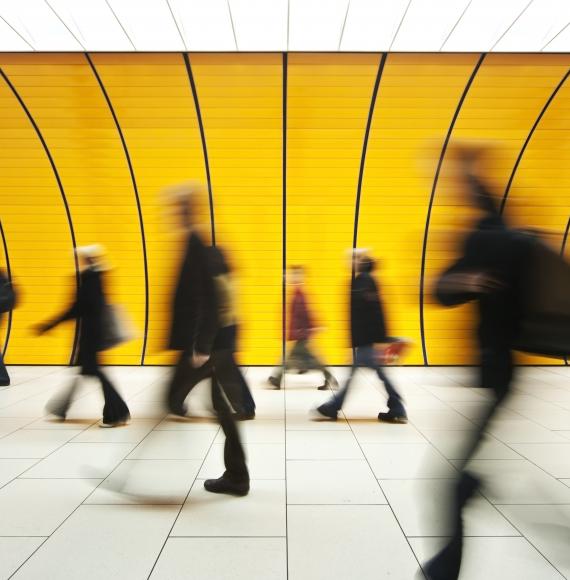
191,351,210,368
32,323,49,336
440,271,503,294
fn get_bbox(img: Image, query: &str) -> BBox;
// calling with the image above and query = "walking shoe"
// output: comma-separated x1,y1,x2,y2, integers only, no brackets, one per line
204,476,250,497
99,416,131,428
313,403,338,421
168,405,188,418
45,404,67,421
267,376,281,389
317,376,339,391
297,369,308,375
233,410,256,421
378,411,408,424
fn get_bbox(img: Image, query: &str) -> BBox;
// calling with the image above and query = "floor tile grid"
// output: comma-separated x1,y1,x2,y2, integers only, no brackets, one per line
0,372,172,492
336,367,570,579
141,422,221,579
386,369,570,579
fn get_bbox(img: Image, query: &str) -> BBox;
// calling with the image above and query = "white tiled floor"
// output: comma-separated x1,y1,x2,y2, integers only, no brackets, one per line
0,365,570,578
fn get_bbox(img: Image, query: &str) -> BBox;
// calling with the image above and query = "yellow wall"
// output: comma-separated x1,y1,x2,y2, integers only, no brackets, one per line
0,52,568,366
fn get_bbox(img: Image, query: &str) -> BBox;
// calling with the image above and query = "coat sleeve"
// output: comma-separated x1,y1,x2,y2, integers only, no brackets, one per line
193,246,220,355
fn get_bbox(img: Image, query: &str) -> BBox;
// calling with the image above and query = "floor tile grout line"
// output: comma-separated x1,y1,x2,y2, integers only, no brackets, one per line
145,421,222,580
336,402,428,577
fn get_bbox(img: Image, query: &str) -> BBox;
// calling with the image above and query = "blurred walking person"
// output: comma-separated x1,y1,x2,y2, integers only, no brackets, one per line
315,252,407,423
165,183,249,496
36,246,130,427
423,148,531,580
268,265,337,390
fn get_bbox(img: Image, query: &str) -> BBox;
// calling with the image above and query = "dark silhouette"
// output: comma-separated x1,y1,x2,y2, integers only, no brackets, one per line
37,246,130,427
315,252,407,423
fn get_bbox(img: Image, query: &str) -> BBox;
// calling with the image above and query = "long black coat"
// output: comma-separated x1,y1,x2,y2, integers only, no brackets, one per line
169,232,219,354
350,272,389,347
47,268,105,374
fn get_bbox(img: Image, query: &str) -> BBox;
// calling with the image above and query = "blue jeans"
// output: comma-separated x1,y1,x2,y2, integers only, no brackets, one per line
328,345,405,414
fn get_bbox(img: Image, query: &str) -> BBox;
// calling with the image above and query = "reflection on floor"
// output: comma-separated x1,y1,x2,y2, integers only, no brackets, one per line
0,365,569,579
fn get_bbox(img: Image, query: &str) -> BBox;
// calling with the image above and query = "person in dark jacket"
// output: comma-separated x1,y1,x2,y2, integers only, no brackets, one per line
36,246,130,427
0,269,14,386
422,150,531,580
268,265,337,390
315,252,407,422
165,183,249,496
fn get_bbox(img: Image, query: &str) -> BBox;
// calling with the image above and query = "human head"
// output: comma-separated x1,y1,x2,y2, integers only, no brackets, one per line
162,181,209,232
288,265,305,286
357,255,375,274
75,244,108,272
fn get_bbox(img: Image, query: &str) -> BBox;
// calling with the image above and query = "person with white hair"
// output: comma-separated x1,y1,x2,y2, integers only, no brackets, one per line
36,245,131,427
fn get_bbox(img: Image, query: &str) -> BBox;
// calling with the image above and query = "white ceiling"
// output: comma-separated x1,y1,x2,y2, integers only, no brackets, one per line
0,0,568,52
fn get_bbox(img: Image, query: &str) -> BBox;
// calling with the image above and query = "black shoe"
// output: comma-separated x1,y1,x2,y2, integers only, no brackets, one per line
268,376,281,389
168,404,188,418
378,411,408,424
45,403,67,421
233,411,256,421
0,380,9,387
317,376,338,391
204,476,250,497
314,403,338,421
297,369,308,375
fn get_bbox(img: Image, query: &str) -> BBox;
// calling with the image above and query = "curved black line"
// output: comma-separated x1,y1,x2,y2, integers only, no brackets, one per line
183,53,216,247
0,220,13,357
500,67,570,215
418,53,486,366
352,52,387,253
0,66,81,366
561,217,570,367
85,53,150,366
282,52,288,363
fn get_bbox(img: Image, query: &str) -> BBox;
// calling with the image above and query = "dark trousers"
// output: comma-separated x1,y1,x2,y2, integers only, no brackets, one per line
426,348,513,580
167,348,249,484
168,348,255,416
47,367,130,423
327,345,405,414
0,350,9,386
271,339,333,382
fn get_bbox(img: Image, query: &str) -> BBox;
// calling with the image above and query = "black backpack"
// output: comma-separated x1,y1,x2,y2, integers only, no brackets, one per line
513,235,570,358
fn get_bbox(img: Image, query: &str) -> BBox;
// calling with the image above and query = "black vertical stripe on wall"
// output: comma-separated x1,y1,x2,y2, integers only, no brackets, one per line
183,53,216,247
0,66,81,366
561,217,570,366
418,53,486,366
352,53,387,254
282,52,288,363
500,68,570,215
85,53,150,366
0,220,13,357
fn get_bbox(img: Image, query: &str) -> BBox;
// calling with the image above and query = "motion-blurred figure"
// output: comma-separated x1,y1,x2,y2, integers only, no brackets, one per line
165,183,249,496
0,269,16,386
37,246,130,427
423,149,531,580
315,252,407,423
268,265,337,390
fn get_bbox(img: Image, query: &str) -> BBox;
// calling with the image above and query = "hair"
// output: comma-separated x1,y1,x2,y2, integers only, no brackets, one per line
359,256,375,273
290,265,304,273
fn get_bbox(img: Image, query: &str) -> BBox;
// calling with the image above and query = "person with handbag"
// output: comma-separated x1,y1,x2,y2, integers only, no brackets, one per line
315,251,407,423
35,245,130,428
0,269,16,386
165,183,249,496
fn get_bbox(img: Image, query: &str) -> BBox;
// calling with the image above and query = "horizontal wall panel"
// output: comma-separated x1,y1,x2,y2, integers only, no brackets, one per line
190,54,282,365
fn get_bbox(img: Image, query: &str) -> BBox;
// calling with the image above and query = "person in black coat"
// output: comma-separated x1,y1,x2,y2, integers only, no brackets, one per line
422,151,532,580
0,269,14,386
36,246,130,427
165,183,249,496
315,252,407,422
